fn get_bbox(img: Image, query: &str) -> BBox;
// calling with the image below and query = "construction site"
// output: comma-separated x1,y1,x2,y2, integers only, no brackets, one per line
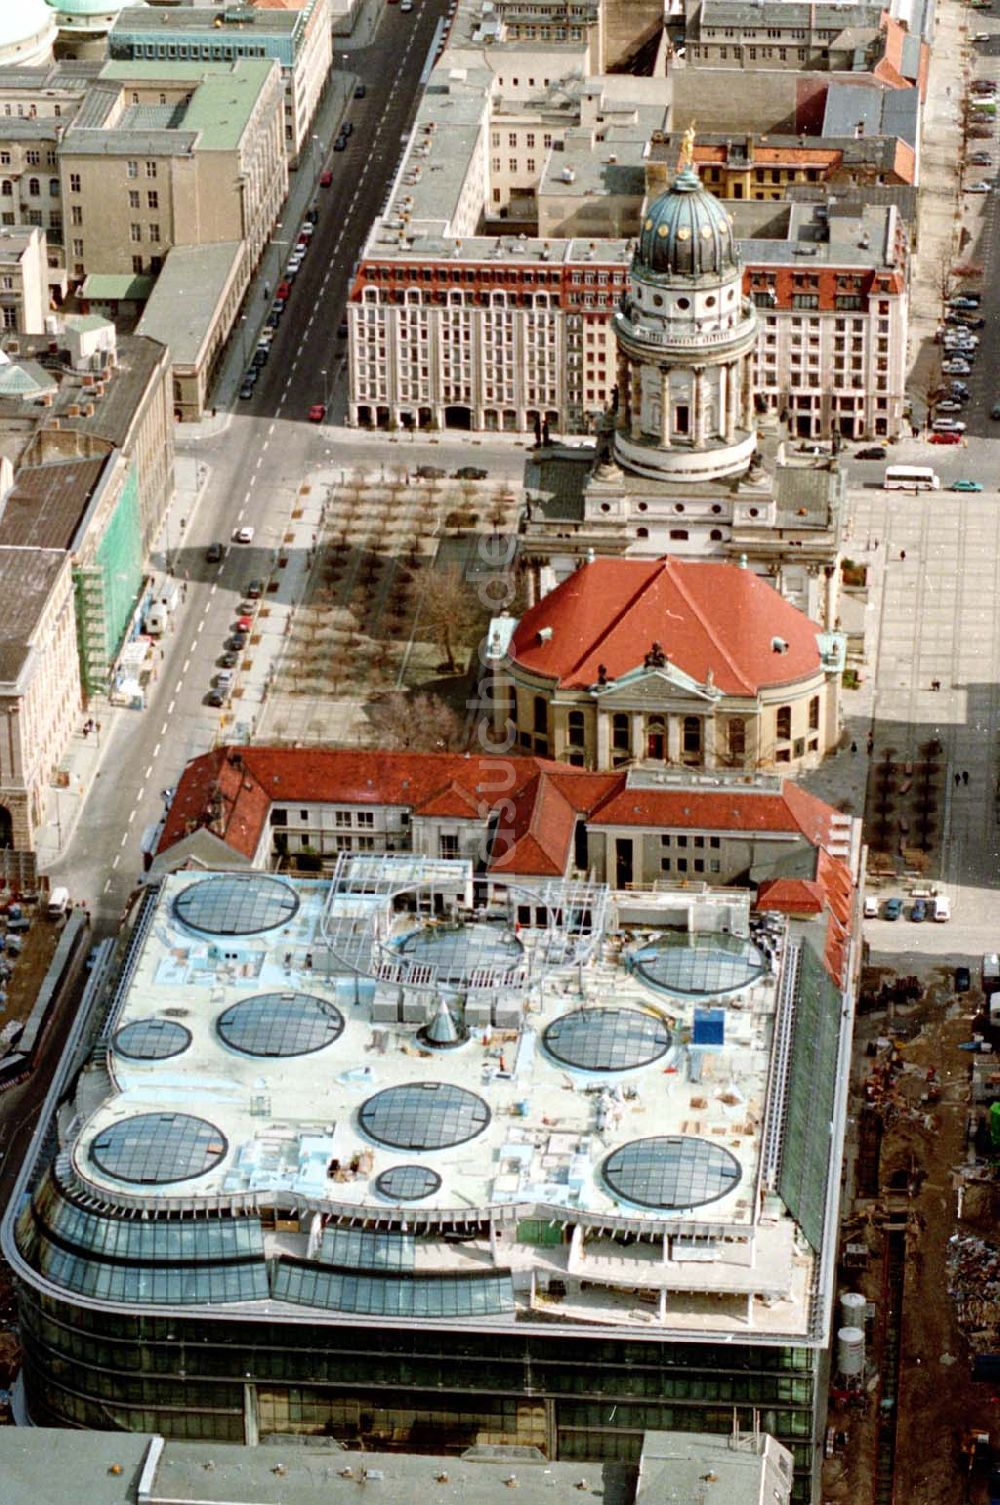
822,954,1000,1505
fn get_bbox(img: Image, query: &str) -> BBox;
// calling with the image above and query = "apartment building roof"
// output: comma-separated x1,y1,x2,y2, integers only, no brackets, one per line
0,456,106,550
510,557,823,694
0,547,66,685
62,60,278,155
0,1429,638,1505
137,242,244,368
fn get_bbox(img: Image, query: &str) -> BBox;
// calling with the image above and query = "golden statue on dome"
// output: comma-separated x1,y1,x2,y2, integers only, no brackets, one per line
678,122,697,174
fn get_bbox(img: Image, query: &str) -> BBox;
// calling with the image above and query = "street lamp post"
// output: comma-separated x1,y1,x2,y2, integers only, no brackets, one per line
321,367,329,409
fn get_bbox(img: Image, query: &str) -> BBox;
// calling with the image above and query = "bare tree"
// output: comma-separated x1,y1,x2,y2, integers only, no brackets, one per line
366,691,467,751
408,564,485,673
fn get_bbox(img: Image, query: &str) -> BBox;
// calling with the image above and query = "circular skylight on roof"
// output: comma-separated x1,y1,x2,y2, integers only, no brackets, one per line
630,932,766,998
543,1008,670,1073
392,920,523,986
90,1113,228,1186
359,1082,491,1152
216,992,344,1058
173,874,299,937
113,1018,191,1062
602,1135,742,1211
374,1164,443,1202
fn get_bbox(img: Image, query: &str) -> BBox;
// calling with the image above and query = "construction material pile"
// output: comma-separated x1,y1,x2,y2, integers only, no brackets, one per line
948,1234,1000,1348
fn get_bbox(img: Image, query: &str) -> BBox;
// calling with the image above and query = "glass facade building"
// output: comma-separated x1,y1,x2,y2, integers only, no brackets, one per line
4,866,855,1505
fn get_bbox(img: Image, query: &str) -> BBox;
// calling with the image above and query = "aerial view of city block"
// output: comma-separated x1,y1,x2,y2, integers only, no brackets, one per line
0,0,995,1501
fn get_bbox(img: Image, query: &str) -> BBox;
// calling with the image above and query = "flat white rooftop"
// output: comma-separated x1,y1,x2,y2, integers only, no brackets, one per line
61,868,817,1336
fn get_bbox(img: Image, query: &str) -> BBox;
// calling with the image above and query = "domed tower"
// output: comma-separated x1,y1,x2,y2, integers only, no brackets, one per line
613,130,758,483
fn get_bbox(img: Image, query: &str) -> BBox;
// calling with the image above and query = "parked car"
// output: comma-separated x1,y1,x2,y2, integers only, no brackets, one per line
233,525,255,543
855,445,887,460
992,402,1000,419
236,615,254,633
333,135,347,152
275,280,292,301
942,361,972,375
933,418,967,432
216,669,235,691
245,578,264,598
950,293,983,303
252,347,268,368
951,479,983,491
863,895,879,918
354,83,366,99
455,465,488,479
953,316,986,329
416,465,447,479
218,651,239,669
932,895,951,922
955,965,971,993
884,897,903,921
206,688,226,708
308,403,327,423
968,127,993,138
936,400,964,413
205,541,223,563
229,632,248,651
930,431,962,444
320,169,333,187
911,898,927,923
239,378,256,400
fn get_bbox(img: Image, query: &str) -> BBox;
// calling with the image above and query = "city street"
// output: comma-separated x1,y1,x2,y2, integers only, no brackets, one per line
46,0,458,928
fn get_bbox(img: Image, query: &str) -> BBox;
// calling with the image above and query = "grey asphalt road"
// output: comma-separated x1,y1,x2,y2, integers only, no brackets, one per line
49,0,454,931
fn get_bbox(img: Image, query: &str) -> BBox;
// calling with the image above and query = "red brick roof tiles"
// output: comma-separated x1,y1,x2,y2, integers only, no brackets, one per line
509,558,822,694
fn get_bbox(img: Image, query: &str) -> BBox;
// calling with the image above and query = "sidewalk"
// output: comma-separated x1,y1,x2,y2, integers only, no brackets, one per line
36,455,211,873
905,0,971,419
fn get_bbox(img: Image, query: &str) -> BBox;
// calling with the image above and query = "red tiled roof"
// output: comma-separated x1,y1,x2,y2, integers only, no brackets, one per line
587,777,839,846
510,558,822,694
756,877,825,914
157,748,604,877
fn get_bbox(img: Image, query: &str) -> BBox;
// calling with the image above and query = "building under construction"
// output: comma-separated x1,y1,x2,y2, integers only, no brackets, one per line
4,860,857,1503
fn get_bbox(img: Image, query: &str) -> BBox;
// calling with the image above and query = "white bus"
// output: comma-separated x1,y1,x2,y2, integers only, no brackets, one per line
883,465,940,492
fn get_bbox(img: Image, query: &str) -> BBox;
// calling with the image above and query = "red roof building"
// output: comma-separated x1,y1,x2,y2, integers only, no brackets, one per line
154,747,858,982
496,557,841,775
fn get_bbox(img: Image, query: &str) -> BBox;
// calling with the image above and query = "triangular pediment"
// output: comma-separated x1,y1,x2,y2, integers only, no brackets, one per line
592,665,718,706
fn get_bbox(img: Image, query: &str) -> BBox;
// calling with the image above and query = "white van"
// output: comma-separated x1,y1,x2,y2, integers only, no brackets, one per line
932,894,951,923
47,885,69,919
863,895,879,918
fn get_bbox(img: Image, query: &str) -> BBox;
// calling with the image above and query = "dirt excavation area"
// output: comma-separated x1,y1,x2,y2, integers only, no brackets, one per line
823,964,1000,1504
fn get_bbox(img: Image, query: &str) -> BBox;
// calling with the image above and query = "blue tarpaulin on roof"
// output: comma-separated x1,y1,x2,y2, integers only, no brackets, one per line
692,1008,725,1046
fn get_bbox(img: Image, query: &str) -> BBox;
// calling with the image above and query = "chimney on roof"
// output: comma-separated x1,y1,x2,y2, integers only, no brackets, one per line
771,637,789,654
537,626,553,644
738,553,748,569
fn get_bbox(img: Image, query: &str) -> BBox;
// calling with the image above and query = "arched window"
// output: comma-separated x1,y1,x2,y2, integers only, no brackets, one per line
776,705,792,740
0,181,11,198
710,528,723,541
683,717,702,757
48,178,59,197
567,709,585,748
533,695,548,733
28,178,40,197
728,718,746,759
646,715,666,761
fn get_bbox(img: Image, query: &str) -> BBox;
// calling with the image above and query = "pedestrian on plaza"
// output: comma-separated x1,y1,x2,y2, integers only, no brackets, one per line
866,734,874,755
873,539,879,550
963,770,970,786
851,741,857,755
900,549,906,561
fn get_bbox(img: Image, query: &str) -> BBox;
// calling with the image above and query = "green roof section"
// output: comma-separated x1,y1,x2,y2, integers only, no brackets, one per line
82,273,155,302
101,58,279,151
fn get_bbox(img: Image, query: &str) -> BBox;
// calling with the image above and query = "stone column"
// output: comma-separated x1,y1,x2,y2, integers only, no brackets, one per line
724,362,737,442
694,368,707,446
703,714,716,768
666,715,682,764
660,371,671,447
596,709,610,769
630,714,645,763
741,359,754,429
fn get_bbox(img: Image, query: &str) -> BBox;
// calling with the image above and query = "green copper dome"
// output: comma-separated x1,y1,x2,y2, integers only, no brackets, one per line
636,165,736,280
